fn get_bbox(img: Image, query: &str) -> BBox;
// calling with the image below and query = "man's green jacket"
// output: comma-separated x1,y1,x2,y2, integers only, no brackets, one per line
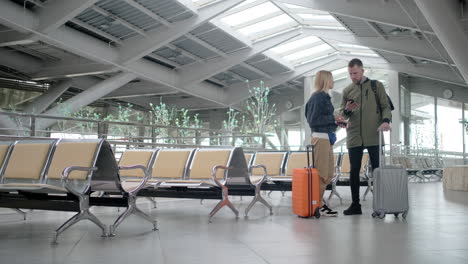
338,78,392,148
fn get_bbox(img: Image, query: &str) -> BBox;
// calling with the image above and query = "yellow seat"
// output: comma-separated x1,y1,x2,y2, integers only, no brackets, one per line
251,152,287,177
244,153,254,166
0,140,55,190
152,149,194,181
118,149,156,192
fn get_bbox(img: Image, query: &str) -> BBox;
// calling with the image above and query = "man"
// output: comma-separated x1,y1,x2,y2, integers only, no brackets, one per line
339,58,392,215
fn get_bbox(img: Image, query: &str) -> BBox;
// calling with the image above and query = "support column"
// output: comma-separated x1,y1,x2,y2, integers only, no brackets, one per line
387,70,401,145
463,103,466,165
414,0,468,83
37,72,136,130
302,75,313,147
23,79,72,114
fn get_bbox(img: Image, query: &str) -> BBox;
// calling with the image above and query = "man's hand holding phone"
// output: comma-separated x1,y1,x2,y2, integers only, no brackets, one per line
345,99,359,112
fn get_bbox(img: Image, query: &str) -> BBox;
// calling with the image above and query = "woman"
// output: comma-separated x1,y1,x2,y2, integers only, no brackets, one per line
305,70,345,217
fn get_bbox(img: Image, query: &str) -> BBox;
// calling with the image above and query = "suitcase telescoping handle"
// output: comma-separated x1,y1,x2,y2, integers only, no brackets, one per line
306,144,315,168
379,131,389,167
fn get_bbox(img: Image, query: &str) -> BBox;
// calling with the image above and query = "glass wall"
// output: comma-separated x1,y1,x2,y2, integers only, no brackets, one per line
436,98,463,153
410,93,435,150
409,92,466,164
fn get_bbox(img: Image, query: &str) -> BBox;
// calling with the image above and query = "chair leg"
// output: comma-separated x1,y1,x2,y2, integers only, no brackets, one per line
363,185,373,201
109,206,134,236
362,178,373,201
110,194,157,236
208,186,238,223
53,196,107,243
245,184,273,217
13,208,26,220
134,207,158,231
327,183,343,205
145,197,157,208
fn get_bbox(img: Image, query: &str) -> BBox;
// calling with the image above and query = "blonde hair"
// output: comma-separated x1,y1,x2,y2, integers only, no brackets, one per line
314,70,333,93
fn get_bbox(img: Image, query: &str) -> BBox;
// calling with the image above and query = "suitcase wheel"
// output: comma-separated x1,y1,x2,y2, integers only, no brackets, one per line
372,211,386,219
314,207,321,219
402,211,408,219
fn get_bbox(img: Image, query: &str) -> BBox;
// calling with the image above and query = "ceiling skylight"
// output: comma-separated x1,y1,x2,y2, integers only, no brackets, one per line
332,67,348,77
220,2,279,27
270,36,321,54
283,43,332,61
237,14,297,36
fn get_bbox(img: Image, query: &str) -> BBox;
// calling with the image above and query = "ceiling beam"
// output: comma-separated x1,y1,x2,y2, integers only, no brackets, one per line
338,54,467,87
276,0,434,34
303,28,451,65
0,47,43,74
122,0,171,27
0,31,35,47
226,55,342,105
38,0,98,33
23,79,72,114
177,28,301,86
91,6,147,37
0,0,225,104
31,61,116,80
413,0,468,84
37,72,137,130
365,21,387,40
70,18,123,45
118,0,247,64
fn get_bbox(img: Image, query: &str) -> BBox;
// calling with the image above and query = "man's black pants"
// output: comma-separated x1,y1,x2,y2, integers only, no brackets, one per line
348,145,380,204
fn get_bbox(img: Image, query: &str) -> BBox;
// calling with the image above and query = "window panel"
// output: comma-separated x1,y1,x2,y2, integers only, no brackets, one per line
437,98,463,153
410,93,435,150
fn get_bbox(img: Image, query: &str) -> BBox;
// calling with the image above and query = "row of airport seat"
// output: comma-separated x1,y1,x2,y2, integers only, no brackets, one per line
0,139,126,243
244,151,371,204
246,151,445,202
0,139,445,242
390,156,443,181
115,147,273,229
0,139,272,242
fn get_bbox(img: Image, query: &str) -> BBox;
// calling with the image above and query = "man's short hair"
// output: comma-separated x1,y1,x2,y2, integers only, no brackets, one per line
348,58,363,68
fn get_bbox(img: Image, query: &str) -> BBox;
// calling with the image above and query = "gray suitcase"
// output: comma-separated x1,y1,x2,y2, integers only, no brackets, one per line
372,132,409,219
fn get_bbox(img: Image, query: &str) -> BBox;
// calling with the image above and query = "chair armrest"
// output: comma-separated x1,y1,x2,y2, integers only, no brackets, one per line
248,164,268,186
119,165,151,194
62,166,98,196
211,165,232,187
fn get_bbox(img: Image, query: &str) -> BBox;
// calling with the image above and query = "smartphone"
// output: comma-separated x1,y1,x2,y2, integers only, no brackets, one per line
337,121,348,127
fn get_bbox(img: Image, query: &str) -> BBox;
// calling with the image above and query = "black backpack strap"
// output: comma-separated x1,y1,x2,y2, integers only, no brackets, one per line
370,79,395,112
370,80,377,93
370,80,381,113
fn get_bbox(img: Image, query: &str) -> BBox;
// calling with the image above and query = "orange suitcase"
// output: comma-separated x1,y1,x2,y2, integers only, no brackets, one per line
292,145,321,218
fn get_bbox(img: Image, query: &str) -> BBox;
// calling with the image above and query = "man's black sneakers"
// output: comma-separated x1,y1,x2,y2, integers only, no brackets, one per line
343,203,362,215
320,205,338,217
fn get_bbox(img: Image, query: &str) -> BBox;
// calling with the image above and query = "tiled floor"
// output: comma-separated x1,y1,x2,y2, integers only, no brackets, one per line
1,182,467,264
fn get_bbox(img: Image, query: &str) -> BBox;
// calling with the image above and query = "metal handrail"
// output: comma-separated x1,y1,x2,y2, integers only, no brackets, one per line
0,110,264,135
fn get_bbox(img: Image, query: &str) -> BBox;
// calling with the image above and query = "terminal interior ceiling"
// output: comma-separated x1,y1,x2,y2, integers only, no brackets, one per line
0,0,467,117
1,1,468,264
